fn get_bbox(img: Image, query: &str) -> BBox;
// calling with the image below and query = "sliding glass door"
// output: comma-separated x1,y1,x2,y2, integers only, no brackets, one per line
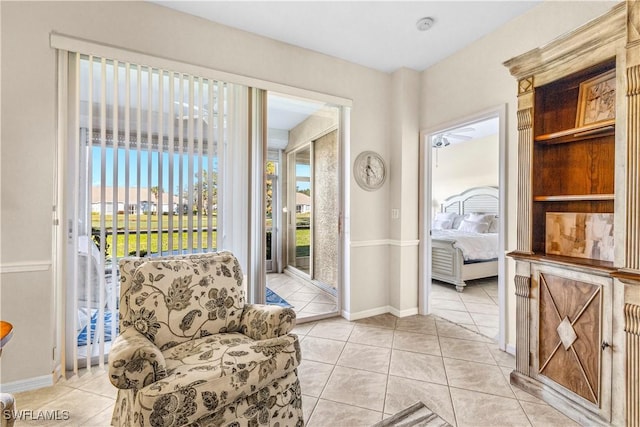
60,50,349,370
64,52,249,371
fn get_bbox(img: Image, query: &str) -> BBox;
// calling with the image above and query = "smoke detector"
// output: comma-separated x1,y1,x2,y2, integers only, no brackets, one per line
416,17,435,32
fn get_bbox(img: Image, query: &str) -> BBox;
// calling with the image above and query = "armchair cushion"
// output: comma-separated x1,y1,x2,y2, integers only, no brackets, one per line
135,333,301,425
120,252,245,350
240,304,297,340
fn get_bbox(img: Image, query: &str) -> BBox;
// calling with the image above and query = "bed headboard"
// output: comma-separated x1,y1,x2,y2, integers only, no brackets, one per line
441,186,499,215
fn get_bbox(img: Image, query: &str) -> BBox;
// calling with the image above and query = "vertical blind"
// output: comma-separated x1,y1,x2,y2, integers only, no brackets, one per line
65,52,248,373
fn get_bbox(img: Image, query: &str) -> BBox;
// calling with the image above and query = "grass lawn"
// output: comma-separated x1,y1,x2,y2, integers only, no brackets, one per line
95,213,310,259
92,212,216,230
109,231,218,258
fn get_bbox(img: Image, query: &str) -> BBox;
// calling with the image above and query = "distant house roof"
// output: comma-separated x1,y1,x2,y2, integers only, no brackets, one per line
92,187,183,205
296,192,311,205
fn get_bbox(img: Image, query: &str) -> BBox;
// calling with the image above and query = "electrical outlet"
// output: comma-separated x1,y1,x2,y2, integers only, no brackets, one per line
391,208,400,219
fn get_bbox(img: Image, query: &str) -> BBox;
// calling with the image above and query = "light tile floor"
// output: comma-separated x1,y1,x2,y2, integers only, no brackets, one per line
431,277,499,341
267,273,337,320
10,314,579,426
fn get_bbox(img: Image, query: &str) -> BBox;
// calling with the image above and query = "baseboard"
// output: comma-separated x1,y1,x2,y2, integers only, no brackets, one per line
388,306,418,317
0,374,53,394
342,305,418,321
342,306,389,321
506,344,516,356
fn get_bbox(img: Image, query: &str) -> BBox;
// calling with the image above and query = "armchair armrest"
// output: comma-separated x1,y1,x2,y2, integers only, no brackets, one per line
239,304,296,340
108,328,167,390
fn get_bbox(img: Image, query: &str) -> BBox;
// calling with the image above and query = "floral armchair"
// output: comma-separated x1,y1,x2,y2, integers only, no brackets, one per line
108,251,303,426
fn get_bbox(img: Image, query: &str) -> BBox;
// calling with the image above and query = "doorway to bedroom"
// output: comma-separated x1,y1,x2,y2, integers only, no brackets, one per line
420,108,506,348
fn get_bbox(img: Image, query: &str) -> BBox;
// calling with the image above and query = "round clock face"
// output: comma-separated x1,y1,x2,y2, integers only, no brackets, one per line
354,151,386,191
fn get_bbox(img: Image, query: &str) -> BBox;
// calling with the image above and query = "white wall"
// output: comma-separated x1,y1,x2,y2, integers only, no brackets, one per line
0,1,390,385
419,0,619,348
431,135,499,211
388,68,420,315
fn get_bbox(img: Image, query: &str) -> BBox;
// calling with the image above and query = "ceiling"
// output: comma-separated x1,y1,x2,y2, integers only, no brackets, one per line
153,1,541,73
268,94,327,131
152,1,529,144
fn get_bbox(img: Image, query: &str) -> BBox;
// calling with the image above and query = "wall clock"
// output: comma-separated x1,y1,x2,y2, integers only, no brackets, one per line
354,151,386,191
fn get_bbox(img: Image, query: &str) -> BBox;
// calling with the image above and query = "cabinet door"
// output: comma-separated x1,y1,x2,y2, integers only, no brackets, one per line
532,264,612,420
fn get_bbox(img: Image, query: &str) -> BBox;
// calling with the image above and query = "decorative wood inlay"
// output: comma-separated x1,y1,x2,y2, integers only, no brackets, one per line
517,106,533,253
627,64,640,272
557,317,578,350
518,77,534,95
625,303,640,427
514,274,531,375
538,273,601,404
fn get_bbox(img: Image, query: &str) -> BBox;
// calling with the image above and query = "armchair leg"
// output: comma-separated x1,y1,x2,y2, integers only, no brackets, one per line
1,393,16,427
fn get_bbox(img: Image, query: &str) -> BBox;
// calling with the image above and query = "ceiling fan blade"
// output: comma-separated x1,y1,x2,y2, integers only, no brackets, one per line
450,127,475,133
445,134,472,140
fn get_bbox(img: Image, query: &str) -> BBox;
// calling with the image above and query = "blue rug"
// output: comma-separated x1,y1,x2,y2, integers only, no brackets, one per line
266,288,292,308
77,310,118,347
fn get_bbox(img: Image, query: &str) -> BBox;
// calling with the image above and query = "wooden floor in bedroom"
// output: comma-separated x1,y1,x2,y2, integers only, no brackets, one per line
431,276,499,341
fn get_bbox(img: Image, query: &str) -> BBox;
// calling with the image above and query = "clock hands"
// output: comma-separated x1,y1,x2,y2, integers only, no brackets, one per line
364,164,377,183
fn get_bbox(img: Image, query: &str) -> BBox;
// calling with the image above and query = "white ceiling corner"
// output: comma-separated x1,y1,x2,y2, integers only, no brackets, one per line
151,1,541,73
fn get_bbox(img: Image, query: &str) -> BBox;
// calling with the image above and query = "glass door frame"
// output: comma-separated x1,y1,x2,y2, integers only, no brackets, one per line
286,144,314,278
266,171,278,273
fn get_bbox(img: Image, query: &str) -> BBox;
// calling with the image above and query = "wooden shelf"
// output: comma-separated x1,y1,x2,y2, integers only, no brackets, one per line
533,194,615,202
535,119,615,143
507,251,616,275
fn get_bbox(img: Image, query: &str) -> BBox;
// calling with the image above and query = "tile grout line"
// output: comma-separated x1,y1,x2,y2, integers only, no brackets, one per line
295,325,321,425
381,323,398,417
305,321,353,424
436,320,460,427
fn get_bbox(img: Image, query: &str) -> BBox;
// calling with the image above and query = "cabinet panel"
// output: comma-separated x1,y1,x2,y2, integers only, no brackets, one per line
538,273,601,404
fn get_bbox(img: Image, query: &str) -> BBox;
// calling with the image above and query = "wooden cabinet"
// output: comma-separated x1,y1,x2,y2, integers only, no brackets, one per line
531,263,613,421
504,3,640,426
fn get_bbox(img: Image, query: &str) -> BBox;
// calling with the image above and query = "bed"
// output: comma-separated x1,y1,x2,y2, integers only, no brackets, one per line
431,186,499,292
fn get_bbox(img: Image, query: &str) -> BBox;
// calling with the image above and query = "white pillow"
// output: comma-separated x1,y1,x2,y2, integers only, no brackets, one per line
465,212,495,223
458,219,490,233
488,216,499,233
451,214,464,229
432,219,453,230
434,211,457,221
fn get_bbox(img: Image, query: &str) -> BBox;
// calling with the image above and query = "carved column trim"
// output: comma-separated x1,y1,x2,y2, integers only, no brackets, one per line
624,303,640,427
626,64,640,272
628,0,640,48
516,77,534,254
515,274,532,376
